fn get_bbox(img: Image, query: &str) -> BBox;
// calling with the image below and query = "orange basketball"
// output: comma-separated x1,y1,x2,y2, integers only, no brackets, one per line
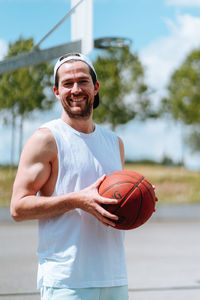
99,170,157,230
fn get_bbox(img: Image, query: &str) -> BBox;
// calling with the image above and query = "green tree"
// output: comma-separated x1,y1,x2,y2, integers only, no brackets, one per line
161,49,200,153
185,126,200,153
0,36,54,166
93,47,154,130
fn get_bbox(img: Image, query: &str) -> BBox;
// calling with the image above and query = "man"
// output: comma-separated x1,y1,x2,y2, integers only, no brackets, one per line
11,53,128,299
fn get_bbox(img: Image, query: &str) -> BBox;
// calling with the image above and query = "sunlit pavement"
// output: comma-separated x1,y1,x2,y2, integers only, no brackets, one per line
0,207,200,300
126,219,200,300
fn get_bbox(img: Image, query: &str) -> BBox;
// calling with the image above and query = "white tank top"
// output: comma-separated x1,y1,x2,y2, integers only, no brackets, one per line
37,119,127,288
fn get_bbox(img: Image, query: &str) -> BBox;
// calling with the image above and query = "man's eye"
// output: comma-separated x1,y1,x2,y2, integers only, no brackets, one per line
64,82,73,87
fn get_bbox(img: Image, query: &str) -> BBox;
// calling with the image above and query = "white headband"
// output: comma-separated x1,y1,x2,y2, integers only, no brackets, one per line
54,53,97,84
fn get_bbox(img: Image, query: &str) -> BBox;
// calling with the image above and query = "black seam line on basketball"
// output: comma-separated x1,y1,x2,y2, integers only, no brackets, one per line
129,186,144,228
100,181,143,196
139,180,155,206
117,186,144,228
113,172,153,192
142,179,152,187
112,177,145,214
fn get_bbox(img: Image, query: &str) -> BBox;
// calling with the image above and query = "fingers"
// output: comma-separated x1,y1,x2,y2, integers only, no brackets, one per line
93,209,118,227
100,218,117,228
87,197,119,227
99,196,118,205
80,175,120,227
98,204,118,220
152,185,158,201
93,174,106,188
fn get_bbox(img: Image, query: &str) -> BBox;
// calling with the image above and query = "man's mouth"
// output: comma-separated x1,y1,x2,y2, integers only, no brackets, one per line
67,94,88,104
69,97,85,103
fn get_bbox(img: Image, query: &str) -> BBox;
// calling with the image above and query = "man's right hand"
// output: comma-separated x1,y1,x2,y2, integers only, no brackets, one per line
76,175,119,227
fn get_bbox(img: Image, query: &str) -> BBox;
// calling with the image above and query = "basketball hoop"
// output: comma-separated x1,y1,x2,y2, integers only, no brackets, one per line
94,37,132,49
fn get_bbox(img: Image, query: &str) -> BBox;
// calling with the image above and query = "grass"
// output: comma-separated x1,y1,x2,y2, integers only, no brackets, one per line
0,166,17,207
0,164,200,207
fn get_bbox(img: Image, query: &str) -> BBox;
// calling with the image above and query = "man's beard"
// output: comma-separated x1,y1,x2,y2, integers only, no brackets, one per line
64,99,93,119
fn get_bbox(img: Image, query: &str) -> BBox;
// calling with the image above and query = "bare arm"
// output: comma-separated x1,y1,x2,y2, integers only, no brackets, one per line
10,128,118,226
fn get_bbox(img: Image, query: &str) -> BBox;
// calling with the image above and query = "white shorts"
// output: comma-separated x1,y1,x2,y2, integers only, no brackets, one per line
40,285,129,300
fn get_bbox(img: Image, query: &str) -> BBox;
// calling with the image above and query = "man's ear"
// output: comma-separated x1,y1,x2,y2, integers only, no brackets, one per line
53,86,60,99
94,81,100,96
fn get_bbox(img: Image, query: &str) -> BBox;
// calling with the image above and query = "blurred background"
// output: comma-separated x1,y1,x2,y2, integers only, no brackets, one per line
0,0,200,169
0,0,200,206
0,2,200,299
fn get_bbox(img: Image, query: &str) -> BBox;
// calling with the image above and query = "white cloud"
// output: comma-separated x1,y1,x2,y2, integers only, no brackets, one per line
0,39,8,61
140,14,200,93
166,0,200,7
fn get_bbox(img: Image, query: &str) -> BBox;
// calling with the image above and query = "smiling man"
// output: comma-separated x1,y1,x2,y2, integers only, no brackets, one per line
10,53,128,300
54,54,99,120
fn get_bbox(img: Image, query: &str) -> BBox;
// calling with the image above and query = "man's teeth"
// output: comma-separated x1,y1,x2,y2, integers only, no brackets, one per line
70,98,84,102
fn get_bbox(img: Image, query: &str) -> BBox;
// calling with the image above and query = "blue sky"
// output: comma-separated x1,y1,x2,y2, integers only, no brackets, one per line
1,0,200,169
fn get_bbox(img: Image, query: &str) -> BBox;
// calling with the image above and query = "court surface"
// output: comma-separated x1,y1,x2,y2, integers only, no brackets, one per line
0,217,200,300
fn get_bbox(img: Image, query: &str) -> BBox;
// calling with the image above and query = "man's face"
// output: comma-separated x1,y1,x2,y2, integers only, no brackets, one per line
53,61,99,119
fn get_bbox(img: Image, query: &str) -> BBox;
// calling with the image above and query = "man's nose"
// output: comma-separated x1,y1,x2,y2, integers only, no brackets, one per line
71,82,81,93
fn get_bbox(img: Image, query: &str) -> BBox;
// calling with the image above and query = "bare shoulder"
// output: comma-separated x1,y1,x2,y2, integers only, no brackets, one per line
21,127,57,163
29,127,56,150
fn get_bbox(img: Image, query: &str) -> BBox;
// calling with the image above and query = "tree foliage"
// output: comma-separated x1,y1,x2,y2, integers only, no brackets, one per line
0,36,54,119
185,126,200,153
93,47,154,130
0,36,55,164
161,49,200,124
161,48,200,153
